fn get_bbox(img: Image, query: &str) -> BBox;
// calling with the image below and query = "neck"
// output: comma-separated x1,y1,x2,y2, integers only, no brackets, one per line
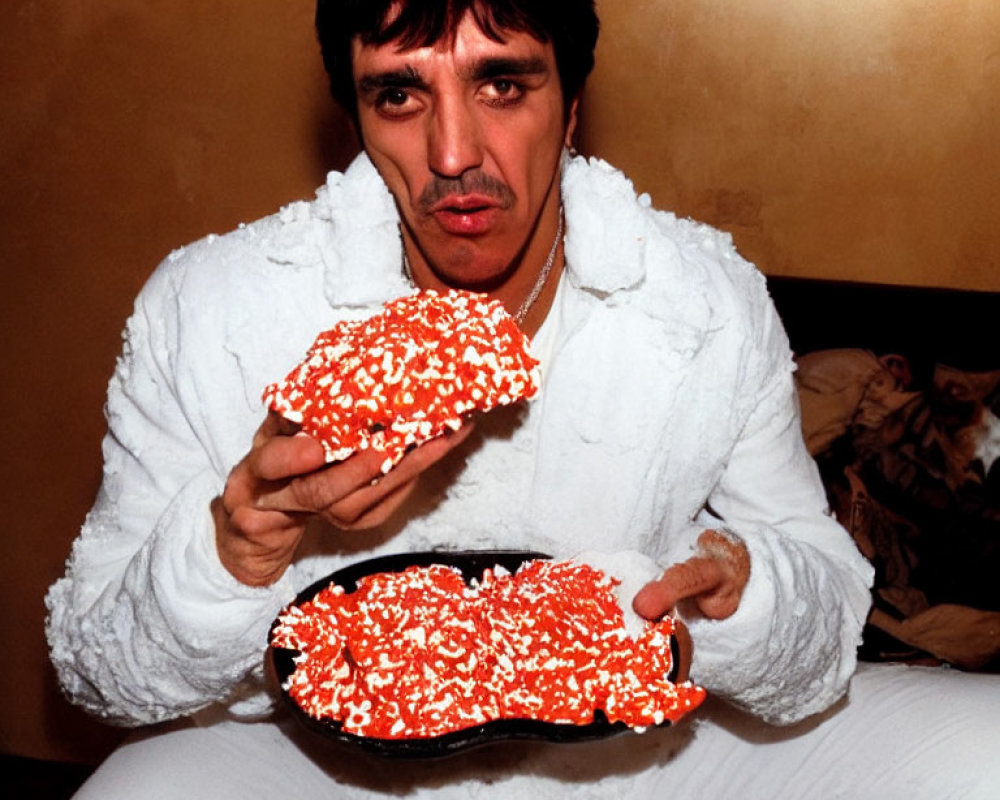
400,192,565,336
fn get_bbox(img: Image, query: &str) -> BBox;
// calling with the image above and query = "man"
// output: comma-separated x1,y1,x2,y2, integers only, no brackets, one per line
46,2,999,798
214,0,750,621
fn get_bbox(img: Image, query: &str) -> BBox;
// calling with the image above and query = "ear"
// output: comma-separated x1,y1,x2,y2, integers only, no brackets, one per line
564,94,580,148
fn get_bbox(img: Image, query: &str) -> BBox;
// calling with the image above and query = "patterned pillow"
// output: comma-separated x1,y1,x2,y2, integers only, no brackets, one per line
796,350,1000,671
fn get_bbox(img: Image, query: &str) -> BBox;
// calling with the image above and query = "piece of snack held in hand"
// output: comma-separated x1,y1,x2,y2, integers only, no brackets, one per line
262,289,540,472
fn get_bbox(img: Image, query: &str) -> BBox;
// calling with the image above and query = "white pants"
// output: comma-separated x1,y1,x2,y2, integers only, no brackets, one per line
73,663,1000,800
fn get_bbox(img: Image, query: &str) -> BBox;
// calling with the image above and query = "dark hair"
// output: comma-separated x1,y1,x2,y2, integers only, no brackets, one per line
315,0,599,121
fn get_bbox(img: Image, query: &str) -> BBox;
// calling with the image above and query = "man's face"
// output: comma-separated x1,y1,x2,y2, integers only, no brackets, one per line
351,12,575,289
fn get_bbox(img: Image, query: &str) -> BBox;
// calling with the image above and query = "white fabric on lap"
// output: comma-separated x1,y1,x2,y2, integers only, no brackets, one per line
73,663,1000,800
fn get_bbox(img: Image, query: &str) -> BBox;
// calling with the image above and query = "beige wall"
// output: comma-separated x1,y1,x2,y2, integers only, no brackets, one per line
582,0,1000,290
1,0,355,764
2,0,997,764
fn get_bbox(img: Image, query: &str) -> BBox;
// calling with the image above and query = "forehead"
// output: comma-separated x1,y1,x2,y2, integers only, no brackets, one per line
350,12,554,77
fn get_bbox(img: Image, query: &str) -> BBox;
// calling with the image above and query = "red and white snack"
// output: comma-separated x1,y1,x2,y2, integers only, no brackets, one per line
262,290,540,472
270,560,707,739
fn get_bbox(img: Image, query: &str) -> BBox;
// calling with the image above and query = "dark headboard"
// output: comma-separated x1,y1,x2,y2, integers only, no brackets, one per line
766,276,1000,381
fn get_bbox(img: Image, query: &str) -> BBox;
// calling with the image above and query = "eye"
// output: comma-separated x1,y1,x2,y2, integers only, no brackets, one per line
481,79,525,107
375,88,419,118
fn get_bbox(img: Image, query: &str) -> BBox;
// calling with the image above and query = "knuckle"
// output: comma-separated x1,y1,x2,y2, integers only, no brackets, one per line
221,481,244,518
228,506,268,538
322,506,363,529
290,471,339,510
323,490,396,531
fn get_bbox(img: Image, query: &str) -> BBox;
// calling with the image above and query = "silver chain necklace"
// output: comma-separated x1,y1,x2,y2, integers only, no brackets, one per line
401,206,564,326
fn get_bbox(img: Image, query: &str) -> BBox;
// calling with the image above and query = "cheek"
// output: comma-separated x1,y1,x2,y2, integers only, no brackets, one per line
359,123,426,205
492,119,564,202
522,122,566,200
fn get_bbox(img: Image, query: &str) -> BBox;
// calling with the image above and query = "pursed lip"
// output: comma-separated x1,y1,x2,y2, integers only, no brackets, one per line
429,193,503,235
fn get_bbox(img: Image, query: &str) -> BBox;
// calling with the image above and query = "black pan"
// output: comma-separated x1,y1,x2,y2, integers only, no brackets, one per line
267,550,680,759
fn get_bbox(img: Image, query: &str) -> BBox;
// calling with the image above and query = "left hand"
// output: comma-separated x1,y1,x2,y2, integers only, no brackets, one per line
632,529,751,621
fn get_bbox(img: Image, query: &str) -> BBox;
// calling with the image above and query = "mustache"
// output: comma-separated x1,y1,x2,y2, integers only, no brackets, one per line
418,170,516,212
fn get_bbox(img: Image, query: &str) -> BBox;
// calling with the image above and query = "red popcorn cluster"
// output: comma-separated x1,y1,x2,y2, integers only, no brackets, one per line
270,560,706,740
261,290,539,473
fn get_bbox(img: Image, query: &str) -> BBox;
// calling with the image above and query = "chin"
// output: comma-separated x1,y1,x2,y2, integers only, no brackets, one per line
431,248,515,291
436,267,510,293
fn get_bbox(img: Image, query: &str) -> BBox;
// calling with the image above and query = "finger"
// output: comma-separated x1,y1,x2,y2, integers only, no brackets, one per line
254,422,475,514
380,423,476,484
249,432,328,482
319,460,418,523
256,447,387,512
226,504,305,541
632,557,726,620
285,423,475,512
315,424,477,525
331,478,419,530
252,411,302,448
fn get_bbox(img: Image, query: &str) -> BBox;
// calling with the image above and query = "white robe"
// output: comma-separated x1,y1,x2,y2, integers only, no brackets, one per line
47,153,872,735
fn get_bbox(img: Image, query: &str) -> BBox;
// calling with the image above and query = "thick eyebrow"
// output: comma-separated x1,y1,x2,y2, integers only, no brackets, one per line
356,55,549,96
356,65,428,95
465,55,549,82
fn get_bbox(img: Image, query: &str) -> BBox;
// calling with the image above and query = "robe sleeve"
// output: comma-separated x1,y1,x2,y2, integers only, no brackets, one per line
45,255,296,726
683,294,874,725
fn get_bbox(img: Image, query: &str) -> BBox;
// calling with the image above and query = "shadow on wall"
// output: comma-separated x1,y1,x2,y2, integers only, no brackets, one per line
41,664,126,766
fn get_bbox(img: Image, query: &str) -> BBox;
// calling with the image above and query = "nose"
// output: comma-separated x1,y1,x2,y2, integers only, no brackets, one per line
426,95,483,178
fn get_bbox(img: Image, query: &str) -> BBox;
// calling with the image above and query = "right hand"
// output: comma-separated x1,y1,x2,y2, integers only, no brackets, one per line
214,412,474,586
